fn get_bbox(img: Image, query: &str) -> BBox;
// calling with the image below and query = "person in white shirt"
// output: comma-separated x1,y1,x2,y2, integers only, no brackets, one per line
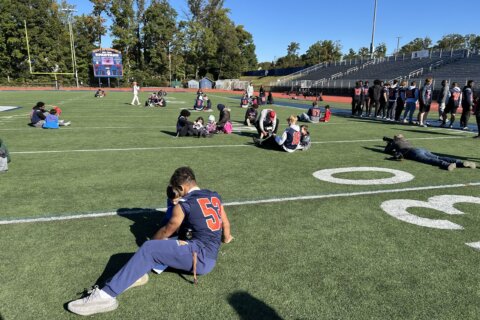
131,82,141,105
246,83,254,98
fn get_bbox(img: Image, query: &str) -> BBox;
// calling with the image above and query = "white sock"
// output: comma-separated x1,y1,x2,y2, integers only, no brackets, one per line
98,289,115,300
152,264,168,274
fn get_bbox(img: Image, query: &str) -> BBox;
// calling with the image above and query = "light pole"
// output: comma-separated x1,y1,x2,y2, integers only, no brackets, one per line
395,36,402,54
61,7,79,88
369,0,378,59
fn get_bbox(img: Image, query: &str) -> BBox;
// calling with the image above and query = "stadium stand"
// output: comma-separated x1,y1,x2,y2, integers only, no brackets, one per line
271,49,479,93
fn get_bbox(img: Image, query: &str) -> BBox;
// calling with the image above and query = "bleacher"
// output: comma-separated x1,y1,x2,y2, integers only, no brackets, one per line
271,49,479,91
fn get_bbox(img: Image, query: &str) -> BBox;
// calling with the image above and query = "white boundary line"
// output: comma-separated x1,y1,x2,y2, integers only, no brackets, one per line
9,136,466,155
1,181,479,225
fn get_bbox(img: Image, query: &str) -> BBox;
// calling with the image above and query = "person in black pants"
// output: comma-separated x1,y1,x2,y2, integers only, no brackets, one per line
176,109,195,137
351,81,364,116
474,97,480,138
383,134,477,170
368,80,382,118
460,80,475,130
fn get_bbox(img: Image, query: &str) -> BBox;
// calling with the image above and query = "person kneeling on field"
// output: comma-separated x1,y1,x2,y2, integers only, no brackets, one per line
67,167,233,316
255,108,279,139
383,134,477,170
216,104,232,134
254,115,301,153
319,105,331,122
193,117,210,138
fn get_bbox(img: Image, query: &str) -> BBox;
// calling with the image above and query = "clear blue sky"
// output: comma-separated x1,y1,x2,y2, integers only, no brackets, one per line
74,0,480,63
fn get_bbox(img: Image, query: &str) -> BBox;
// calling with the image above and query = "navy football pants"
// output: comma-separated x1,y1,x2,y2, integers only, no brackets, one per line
103,239,216,297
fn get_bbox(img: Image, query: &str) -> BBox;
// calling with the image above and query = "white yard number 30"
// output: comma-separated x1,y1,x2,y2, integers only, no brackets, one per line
381,195,480,250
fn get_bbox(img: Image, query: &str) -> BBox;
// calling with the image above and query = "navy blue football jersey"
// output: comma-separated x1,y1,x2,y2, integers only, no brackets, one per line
178,189,223,259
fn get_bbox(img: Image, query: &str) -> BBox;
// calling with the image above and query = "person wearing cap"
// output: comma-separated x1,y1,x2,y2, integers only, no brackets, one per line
383,134,476,170
216,104,231,132
255,108,279,139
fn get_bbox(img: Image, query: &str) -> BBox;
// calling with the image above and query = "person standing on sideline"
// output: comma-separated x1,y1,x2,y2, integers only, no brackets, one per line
418,78,433,127
386,80,398,121
362,81,370,117
441,82,462,128
247,82,254,99
394,81,407,122
131,81,141,105
403,81,419,124
474,97,480,138
351,81,364,116
67,167,233,316
437,80,450,121
460,80,475,130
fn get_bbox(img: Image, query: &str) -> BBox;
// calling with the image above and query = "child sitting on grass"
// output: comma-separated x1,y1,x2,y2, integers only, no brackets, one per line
193,117,210,138
207,115,217,134
298,125,311,151
319,105,331,122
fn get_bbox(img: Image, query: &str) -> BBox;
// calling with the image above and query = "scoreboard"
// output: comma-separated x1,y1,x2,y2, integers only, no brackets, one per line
92,48,123,78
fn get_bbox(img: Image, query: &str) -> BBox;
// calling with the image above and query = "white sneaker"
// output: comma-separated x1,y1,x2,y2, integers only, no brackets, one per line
67,286,118,316
152,264,168,274
463,161,476,169
127,273,149,290
64,121,71,126
447,163,456,171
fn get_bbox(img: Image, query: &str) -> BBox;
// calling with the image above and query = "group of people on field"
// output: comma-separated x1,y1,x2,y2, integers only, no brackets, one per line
28,101,71,129
351,78,478,131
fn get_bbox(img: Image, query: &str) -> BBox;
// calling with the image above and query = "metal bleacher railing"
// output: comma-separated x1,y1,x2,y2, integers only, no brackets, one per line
270,48,476,91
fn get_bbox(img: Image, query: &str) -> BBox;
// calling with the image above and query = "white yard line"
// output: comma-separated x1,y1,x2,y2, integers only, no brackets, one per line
9,136,466,155
1,181,479,225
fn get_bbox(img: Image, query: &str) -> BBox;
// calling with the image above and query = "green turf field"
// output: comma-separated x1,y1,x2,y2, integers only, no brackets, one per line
1,90,479,319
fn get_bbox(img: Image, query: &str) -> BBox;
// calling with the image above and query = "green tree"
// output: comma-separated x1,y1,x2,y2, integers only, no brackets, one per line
399,37,432,53
108,0,137,78
344,48,358,60
143,0,178,80
358,47,370,58
435,34,466,50
302,40,342,65
374,42,387,58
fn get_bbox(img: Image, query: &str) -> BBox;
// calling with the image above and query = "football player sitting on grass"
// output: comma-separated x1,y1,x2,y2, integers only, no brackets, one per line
67,167,233,316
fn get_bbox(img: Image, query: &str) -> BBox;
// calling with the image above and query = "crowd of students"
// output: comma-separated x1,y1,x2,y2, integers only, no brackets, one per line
176,94,328,152
351,78,479,132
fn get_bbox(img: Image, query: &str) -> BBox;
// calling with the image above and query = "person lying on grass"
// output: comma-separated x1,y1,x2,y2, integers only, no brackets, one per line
383,134,477,171
67,167,233,316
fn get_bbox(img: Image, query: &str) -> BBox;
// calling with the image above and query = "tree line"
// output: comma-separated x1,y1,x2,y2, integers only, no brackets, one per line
0,0,257,86
1,0,480,86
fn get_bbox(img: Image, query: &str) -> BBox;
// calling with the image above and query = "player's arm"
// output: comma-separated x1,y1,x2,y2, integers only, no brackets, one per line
152,204,185,240
220,205,233,244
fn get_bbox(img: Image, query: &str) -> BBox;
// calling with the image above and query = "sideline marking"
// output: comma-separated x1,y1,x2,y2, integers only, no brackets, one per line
313,167,414,185
1,181,479,225
9,136,466,155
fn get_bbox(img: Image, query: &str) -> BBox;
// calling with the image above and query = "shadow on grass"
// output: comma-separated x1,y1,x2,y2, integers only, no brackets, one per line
160,130,178,137
228,291,283,320
94,252,135,287
396,128,460,136
363,146,389,155
117,208,166,247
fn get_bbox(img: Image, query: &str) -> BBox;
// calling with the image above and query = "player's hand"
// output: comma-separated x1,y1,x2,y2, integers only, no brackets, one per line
222,235,234,244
